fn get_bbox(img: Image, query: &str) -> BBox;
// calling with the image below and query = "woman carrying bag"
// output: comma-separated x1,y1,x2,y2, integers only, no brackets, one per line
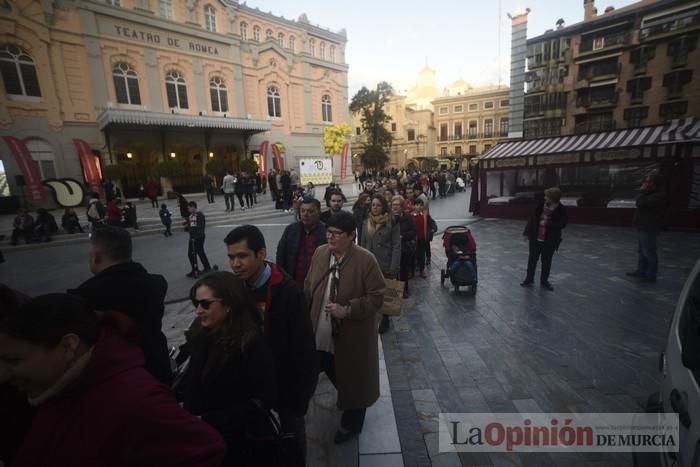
361,195,401,334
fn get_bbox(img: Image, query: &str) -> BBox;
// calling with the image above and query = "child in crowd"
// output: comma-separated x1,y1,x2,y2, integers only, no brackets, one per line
160,203,173,237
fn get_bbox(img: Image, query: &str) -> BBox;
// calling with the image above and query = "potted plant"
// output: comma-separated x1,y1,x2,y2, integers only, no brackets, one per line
205,159,226,192
155,160,185,198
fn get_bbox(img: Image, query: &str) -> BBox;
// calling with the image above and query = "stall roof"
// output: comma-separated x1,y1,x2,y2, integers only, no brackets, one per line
481,118,699,161
97,108,272,132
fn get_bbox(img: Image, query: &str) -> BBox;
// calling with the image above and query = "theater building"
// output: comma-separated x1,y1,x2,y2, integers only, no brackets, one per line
0,0,348,204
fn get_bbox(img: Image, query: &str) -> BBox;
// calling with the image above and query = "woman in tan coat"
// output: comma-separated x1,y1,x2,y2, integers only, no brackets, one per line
304,211,385,444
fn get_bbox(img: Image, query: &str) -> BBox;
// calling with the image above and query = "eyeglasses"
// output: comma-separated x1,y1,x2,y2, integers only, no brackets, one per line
326,230,346,238
192,298,222,310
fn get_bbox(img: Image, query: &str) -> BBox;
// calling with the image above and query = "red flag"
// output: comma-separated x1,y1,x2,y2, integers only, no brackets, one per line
2,136,47,203
259,141,269,175
340,143,349,179
271,143,284,170
73,139,103,194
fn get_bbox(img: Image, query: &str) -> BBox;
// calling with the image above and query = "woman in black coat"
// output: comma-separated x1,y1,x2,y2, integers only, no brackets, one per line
391,195,417,298
181,272,277,467
520,187,568,291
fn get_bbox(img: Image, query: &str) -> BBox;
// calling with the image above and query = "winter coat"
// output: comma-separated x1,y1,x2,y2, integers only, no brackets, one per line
523,203,568,248
69,262,173,385
304,244,385,410
634,188,668,231
105,201,122,225
181,323,277,467
275,222,327,278
186,212,206,239
360,219,401,275
159,207,172,226
397,213,417,243
12,323,225,467
145,180,159,199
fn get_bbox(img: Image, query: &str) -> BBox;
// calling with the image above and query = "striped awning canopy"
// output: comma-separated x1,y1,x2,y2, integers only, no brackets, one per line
482,118,698,161
97,108,272,132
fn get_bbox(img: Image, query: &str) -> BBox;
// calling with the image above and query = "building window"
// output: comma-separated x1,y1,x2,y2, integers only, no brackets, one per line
468,120,477,137
484,101,494,109
500,99,509,107
440,147,448,156
106,0,120,5
159,0,173,19
0,44,41,97
663,69,693,98
484,144,492,152
266,29,273,41
210,77,228,112
659,101,688,119
253,26,260,42
454,104,463,113
356,127,361,136
624,106,648,127
668,36,698,68
468,103,478,111
407,129,415,141
440,123,448,141
165,70,188,109
627,77,652,102
455,146,462,155
390,122,397,132
454,122,462,139
239,22,248,40
309,38,315,56
267,86,281,117
484,119,493,137
277,33,284,48
629,45,655,70
204,5,216,32
439,106,448,115
289,35,295,52
320,42,325,59
469,145,477,155
321,94,332,122
330,45,336,62
112,63,141,105
26,139,56,179
500,118,509,136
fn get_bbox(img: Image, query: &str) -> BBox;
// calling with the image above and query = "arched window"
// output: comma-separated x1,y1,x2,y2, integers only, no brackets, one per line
277,32,284,48
321,94,332,122
165,70,188,109
25,139,56,179
266,29,273,41
330,45,336,63
319,42,325,60
204,5,216,32
210,77,228,113
112,63,141,105
159,0,173,19
289,35,295,52
253,26,260,42
240,22,247,40
0,44,41,97
267,86,281,118
308,38,315,56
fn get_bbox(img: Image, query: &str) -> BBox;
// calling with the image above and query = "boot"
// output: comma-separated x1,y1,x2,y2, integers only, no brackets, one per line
378,315,390,334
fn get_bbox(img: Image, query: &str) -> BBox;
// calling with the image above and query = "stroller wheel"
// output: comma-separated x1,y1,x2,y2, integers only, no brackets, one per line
470,283,477,296
440,270,445,286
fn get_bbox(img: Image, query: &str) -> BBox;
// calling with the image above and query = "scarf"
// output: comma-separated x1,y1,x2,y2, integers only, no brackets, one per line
537,204,556,242
367,213,390,239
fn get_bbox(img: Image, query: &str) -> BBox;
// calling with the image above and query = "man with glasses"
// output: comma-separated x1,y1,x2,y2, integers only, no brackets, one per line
305,211,385,444
276,198,326,285
224,225,317,466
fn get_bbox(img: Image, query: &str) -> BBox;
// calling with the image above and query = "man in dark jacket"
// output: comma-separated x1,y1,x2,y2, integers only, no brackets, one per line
225,225,317,466
276,198,327,285
320,190,345,224
185,201,212,278
68,226,173,385
627,174,668,283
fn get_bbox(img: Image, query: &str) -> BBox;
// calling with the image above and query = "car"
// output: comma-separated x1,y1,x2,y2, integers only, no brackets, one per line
635,257,700,467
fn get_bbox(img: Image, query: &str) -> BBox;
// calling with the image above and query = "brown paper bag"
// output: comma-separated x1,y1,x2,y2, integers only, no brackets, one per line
380,278,405,316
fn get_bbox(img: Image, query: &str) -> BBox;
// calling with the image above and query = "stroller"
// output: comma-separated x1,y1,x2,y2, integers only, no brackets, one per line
440,226,478,295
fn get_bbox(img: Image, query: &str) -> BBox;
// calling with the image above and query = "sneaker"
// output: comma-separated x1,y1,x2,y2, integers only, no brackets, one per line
420,271,428,279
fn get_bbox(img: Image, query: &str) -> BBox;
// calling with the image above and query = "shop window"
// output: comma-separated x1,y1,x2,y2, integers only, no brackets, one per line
165,70,188,109
239,22,247,40
407,129,415,141
204,5,216,32
112,63,141,105
267,86,281,118
210,77,228,112
159,0,173,19
321,94,332,122
0,44,41,97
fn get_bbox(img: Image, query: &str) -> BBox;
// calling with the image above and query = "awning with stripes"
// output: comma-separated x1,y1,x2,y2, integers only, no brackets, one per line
481,118,699,162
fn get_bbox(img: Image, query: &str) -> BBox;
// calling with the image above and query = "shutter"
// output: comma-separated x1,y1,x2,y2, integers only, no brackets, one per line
20,63,41,97
127,76,141,105
166,82,178,108
0,61,22,94
177,83,188,109
114,76,129,104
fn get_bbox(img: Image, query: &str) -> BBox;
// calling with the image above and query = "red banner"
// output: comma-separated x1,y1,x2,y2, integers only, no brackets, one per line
271,143,284,171
73,139,102,194
2,136,47,203
258,141,269,175
340,143,349,179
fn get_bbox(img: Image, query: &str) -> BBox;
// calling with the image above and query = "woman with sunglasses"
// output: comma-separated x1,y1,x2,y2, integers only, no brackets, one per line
180,272,278,466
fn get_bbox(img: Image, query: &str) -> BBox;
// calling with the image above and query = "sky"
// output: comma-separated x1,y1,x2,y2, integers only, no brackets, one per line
243,0,636,96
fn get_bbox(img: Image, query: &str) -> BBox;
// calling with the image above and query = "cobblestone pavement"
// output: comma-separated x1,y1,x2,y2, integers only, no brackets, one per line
383,218,700,467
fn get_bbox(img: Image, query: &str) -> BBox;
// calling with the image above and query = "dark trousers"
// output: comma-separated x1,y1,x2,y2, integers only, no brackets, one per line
223,193,235,211
163,222,172,236
11,228,32,244
245,192,254,208
150,197,158,208
279,413,306,467
236,193,245,208
188,237,211,271
525,241,556,284
318,351,366,433
400,247,415,290
415,239,429,272
637,230,659,280
206,189,215,203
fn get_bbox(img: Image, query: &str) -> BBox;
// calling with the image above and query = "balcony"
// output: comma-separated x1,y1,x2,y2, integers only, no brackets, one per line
640,11,700,41
577,61,621,82
578,31,630,55
576,89,619,109
574,119,616,134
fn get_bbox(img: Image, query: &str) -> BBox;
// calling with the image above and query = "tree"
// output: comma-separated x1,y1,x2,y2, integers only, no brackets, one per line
239,158,259,174
323,123,352,155
205,159,226,179
155,160,185,179
350,81,394,169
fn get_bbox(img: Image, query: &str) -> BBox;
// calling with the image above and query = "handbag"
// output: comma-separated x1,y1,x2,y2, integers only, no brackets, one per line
380,278,405,316
246,400,299,467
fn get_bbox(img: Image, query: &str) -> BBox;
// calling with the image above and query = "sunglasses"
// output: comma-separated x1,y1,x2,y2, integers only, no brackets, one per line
192,298,222,310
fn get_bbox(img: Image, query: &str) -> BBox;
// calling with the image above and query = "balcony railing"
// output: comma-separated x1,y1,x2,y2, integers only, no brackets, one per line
574,119,616,134
577,62,621,82
579,32,630,54
640,13,700,40
576,90,618,109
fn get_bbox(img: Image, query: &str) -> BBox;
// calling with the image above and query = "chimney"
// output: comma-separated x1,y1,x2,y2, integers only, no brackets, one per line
584,0,597,21
507,9,530,139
